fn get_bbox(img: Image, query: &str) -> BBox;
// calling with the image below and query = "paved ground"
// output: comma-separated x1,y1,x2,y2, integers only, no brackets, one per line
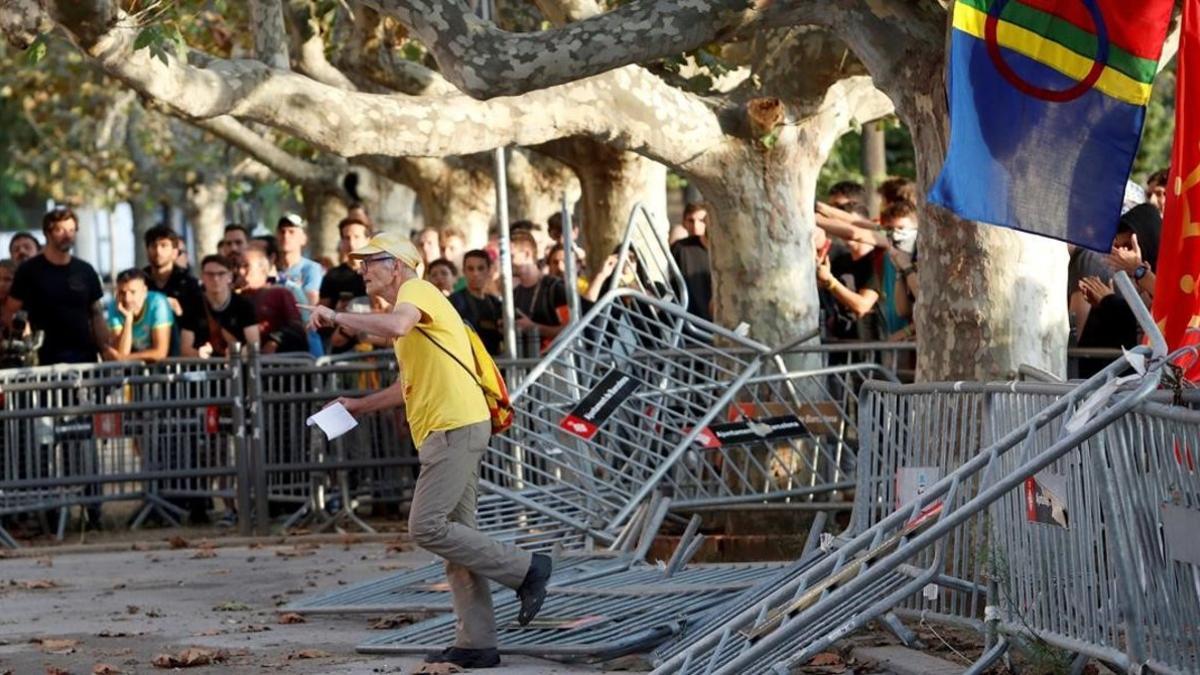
0,537,620,674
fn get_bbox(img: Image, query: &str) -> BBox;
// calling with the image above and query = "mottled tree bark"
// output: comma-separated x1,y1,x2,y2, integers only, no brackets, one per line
183,173,228,260
506,149,580,229
300,184,345,261
540,138,668,263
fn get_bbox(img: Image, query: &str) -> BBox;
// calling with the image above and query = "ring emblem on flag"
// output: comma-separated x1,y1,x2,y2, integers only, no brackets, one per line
985,0,1110,103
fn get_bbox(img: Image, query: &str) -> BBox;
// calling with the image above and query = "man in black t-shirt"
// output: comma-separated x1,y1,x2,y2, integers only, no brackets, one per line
820,240,883,342
182,255,260,358
669,202,714,322
5,207,107,365
320,218,370,354
143,225,204,356
511,232,567,354
450,249,504,355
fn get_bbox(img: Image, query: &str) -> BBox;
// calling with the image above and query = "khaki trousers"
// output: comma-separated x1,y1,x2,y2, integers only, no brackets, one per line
408,420,533,649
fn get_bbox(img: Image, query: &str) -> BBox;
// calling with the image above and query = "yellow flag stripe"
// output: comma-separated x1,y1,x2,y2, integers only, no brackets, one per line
953,3,1153,106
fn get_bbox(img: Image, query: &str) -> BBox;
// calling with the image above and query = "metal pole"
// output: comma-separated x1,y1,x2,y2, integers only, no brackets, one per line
561,194,581,323
480,0,517,360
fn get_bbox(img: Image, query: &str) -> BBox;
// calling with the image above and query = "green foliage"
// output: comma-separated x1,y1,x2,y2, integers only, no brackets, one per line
816,117,916,199
133,24,186,65
25,34,47,66
1133,58,1176,184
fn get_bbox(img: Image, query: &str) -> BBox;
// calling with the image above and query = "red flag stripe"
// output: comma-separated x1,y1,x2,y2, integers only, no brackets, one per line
1012,0,1176,60
1151,0,1200,383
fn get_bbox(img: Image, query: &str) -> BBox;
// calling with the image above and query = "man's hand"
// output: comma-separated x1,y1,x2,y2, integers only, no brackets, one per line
116,300,134,323
1106,234,1143,273
197,342,214,359
816,256,834,285
326,396,364,417
166,297,183,317
1079,276,1115,305
515,315,536,332
299,303,336,332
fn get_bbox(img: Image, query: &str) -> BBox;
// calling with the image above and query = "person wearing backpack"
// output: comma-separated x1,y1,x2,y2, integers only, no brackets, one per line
302,232,548,670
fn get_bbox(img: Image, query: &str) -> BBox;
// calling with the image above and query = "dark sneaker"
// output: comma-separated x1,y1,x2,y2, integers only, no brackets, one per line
424,646,500,668
515,553,552,626
216,512,237,528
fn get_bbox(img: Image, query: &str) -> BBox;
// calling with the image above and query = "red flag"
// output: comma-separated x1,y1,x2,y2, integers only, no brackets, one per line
1152,0,1200,381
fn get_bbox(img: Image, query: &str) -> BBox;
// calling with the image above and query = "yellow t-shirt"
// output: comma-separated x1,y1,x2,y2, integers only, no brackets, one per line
393,279,489,448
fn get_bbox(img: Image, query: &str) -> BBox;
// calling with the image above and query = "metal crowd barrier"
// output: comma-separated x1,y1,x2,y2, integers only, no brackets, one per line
482,287,876,544
247,348,417,533
359,561,786,661
0,355,251,543
649,277,1168,674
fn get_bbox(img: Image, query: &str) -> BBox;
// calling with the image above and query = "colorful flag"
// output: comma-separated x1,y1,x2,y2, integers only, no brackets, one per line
929,0,1175,251
1152,0,1200,381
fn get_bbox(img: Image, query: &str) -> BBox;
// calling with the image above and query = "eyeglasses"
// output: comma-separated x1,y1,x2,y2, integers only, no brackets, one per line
360,255,396,269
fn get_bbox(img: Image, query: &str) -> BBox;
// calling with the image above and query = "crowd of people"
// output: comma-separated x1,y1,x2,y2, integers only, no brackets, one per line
0,168,1168,373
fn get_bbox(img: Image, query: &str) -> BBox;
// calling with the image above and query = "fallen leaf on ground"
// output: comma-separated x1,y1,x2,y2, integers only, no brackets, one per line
190,549,217,559
92,665,122,674
286,649,330,660
274,548,314,558
111,583,126,590
240,624,271,633
193,629,224,636
810,653,842,666
36,557,53,567
377,563,403,571
152,647,223,668
277,613,306,624
212,600,251,612
166,536,189,549
19,579,58,589
34,638,79,654
130,542,149,551
369,615,414,630
340,534,361,549
385,541,406,553
125,605,139,615
44,667,71,675
97,630,139,638
414,663,463,674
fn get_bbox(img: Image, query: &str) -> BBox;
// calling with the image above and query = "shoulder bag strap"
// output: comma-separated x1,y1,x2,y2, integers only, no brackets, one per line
415,325,499,400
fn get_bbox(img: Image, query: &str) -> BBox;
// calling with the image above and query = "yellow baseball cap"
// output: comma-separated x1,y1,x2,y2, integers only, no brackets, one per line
349,231,423,270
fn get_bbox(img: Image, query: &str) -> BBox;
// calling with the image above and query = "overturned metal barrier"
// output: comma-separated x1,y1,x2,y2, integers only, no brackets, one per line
357,562,785,660
984,398,1200,674
649,309,1165,675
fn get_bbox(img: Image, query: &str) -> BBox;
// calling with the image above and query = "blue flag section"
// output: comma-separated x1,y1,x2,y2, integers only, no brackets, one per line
929,0,1175,252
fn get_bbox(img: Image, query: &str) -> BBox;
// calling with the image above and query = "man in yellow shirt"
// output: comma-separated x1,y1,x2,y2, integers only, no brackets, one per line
303,232,551,669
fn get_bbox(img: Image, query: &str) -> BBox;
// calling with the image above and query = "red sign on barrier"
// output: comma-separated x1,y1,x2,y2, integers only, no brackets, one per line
205,406,220,434
93,412,123,439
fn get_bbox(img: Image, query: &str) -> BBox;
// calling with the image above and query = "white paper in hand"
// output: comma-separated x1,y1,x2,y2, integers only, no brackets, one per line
307,402,358,441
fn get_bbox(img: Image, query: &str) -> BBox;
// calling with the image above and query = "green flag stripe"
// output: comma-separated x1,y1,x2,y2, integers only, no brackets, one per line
959,0,1157,85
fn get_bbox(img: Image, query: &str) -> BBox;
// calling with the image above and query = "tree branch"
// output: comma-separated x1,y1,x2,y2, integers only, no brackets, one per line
251,0,290,69
190,115,339,186
355,0,815,99
46,4,722,168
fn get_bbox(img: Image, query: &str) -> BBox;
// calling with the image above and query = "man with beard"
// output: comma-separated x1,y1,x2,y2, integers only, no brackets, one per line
5,207,107,364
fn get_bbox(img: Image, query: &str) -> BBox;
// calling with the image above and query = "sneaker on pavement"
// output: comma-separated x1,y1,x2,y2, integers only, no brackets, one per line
216,512,237,528
515,553,552,626
424,646,500,668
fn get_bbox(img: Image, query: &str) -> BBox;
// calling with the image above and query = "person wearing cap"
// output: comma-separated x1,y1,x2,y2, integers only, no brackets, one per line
276,214,325,356
301,232,552,670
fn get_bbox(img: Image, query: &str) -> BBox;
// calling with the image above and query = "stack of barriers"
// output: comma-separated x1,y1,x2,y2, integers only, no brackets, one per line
289,287,894,650
650,275,1197,674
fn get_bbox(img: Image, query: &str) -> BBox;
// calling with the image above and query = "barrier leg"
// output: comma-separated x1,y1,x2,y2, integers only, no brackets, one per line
0,522,17,548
